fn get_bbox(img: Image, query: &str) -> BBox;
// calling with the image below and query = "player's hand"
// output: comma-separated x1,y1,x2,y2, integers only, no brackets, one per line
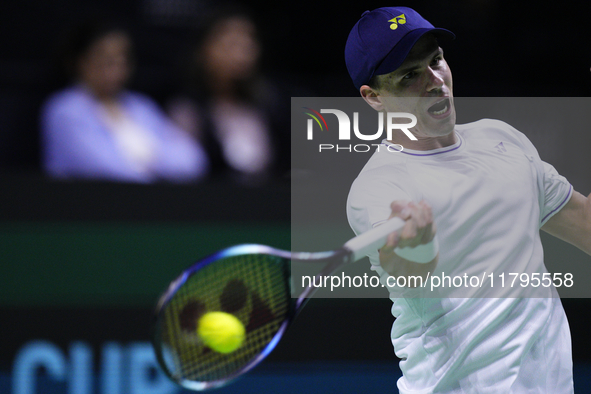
379,200,437,278
382,200,437,251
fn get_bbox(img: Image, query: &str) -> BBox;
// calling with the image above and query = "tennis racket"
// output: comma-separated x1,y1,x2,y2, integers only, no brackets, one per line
151,216,405,391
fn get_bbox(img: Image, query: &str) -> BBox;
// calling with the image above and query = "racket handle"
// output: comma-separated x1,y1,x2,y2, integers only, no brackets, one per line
344,217,405,262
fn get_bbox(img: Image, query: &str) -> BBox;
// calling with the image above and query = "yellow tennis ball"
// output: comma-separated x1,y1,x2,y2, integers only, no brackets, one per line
197,311,245,354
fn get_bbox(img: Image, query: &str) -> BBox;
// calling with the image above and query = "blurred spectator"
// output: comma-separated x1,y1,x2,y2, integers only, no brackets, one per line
167,5,290,184
40,22,209,183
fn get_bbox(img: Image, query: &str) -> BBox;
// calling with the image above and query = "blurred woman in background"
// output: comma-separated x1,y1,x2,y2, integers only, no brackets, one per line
167,6,290,185
41,22,209,183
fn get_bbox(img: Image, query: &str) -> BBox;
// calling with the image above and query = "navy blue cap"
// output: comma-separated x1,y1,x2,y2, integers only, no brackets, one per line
345,7,455,90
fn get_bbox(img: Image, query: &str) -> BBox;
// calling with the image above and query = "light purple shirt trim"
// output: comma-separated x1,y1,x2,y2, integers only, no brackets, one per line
381,133,463,157
541,184,573,224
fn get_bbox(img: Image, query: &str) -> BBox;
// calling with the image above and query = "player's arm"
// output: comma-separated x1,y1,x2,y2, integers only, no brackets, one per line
379,200,438,281
541,191,591,256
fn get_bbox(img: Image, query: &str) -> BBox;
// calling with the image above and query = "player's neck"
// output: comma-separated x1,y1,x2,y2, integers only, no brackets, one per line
388,129,457,151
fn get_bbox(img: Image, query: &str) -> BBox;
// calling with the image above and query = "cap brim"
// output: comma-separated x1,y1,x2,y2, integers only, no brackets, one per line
373,27,455,78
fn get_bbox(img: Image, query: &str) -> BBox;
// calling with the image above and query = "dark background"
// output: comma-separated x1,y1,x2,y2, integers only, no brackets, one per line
0,0,590,393
1,0,590,171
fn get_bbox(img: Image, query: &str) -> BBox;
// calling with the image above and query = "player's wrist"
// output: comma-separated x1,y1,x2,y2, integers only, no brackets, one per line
394,235,439,264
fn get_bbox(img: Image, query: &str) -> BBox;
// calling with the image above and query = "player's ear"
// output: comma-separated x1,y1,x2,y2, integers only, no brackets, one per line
360,85,385,111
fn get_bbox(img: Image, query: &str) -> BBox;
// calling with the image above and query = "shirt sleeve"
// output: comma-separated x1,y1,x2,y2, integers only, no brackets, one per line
508,121,573,227
539,161,573,226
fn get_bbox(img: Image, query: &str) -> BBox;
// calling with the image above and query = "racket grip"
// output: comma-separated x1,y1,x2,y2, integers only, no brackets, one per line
344,217,406,262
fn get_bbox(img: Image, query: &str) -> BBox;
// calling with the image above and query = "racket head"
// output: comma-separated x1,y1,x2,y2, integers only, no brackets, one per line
152,244,294,391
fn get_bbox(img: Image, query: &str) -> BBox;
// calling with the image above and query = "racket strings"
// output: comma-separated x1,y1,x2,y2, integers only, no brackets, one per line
158,253,290,383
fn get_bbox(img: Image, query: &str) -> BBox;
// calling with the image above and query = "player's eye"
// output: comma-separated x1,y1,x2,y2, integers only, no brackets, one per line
402,71,416,80
431,56,442,66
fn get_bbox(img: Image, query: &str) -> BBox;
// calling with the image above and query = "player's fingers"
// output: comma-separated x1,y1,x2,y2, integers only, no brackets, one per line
400,201,433,247
410,204,427,232
419,211,436,244
388,200,436,248
384,230,400,250
419,201,436,240
400,218,419,245
417,200,434,225
421,222,437,244
379,227,400,257
389,200,411,218
384,200,410,250
410,202,430,242
414,201,433,239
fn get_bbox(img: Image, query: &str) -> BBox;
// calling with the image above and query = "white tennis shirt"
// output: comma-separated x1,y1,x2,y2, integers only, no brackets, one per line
347,119,574,393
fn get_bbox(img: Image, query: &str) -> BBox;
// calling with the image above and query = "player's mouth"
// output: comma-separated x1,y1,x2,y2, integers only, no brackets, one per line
427,98,452,119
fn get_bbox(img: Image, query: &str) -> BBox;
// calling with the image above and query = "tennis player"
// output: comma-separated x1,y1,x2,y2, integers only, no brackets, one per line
345,7,590,393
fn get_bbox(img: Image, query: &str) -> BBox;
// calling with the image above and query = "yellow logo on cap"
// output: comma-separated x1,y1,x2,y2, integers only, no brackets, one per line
388,14,406,30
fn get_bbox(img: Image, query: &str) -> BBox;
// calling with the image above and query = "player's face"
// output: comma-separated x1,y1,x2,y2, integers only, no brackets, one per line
374,34,455,139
